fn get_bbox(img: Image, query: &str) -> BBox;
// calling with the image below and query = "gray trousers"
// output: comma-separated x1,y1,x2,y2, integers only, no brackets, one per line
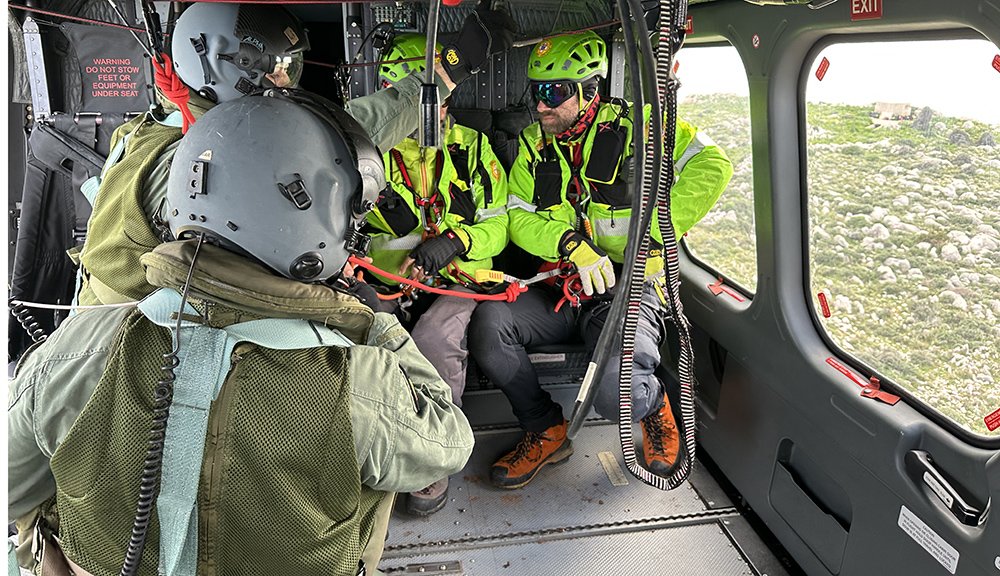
411,289,479,406
585,285,668,423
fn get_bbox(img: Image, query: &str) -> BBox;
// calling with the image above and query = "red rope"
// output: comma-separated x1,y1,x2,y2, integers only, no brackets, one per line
347,255,527,303
8,3,150,32
151,53,196,133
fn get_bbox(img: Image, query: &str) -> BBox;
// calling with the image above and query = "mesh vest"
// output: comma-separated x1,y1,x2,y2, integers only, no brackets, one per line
49,307,383,576
78,115,184,304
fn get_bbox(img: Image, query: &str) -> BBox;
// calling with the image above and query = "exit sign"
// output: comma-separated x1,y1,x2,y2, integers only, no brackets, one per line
851,0,882,21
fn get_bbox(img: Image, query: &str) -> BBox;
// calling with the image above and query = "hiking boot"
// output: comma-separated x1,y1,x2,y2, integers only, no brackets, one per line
406,477,449,516
641,394,680,475
491,420,573,489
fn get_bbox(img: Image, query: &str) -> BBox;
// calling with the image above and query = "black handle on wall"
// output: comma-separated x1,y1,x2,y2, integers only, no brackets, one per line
905,450,987,527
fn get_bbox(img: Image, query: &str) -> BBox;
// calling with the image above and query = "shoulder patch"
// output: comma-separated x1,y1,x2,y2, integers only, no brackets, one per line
490,159,501,180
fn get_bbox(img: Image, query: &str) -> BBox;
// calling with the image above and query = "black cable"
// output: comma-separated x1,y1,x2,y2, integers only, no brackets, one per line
10,300,49,343
8,3,149,32
345,21,393,95
567,0,663,439
420,0,443,149
120,234,206,576
549,0,567,34
103,0,157,62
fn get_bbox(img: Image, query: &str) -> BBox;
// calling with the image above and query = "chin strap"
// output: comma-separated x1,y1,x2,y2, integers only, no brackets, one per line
555,92,601,142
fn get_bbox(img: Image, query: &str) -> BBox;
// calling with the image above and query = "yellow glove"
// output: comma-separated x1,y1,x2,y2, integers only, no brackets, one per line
559,231,616,296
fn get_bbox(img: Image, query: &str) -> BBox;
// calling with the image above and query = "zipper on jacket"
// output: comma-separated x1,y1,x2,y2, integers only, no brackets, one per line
399,366,420,413
200,346,247,568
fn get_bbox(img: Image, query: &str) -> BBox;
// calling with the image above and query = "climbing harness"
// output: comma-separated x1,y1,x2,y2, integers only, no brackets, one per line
347,255,527,304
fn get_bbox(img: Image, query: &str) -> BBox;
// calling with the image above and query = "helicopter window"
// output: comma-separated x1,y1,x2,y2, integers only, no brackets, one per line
677,44,758,293
805,38,1000,438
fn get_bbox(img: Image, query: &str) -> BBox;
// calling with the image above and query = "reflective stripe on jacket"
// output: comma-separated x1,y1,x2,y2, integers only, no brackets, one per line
507,100,733,263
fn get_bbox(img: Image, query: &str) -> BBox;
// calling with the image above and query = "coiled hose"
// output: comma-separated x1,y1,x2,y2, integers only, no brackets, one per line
120,235,205,576
616,0,696,491
10,300,49,343
648,0,698,491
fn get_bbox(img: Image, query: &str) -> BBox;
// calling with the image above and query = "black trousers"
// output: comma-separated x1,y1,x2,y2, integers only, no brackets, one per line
468,285,667,433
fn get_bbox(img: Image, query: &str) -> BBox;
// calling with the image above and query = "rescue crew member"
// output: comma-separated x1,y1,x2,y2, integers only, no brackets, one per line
74,2,315,306
467,31,733,489
8,93,475,576
75,0,513,307
367,33,509,516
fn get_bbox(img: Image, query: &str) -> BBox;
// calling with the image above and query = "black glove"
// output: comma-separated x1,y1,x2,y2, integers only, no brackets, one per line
333,275,381,312
441,1,517,84
410,229,468,275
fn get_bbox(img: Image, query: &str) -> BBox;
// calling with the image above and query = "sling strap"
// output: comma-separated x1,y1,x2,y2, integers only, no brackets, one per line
136,288,353,576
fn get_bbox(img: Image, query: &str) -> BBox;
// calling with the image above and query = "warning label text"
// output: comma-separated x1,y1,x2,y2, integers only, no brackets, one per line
85,57,140,98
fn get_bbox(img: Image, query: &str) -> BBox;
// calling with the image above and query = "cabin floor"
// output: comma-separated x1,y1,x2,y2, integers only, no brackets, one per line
378,383,794,576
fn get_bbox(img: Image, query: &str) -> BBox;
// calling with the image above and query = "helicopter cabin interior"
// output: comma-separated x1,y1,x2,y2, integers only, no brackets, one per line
6,0,1000,574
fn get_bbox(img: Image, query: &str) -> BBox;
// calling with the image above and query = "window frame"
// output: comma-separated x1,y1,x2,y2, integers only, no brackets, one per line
798,29,1000,448
675,39,758,299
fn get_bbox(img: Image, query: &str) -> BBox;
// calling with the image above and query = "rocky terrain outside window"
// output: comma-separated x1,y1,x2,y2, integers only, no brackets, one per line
677,44,758,293
806,38,1000,437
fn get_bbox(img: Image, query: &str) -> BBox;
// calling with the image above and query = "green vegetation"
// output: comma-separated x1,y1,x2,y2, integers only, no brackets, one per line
679,94,757,290
680,94,1000,437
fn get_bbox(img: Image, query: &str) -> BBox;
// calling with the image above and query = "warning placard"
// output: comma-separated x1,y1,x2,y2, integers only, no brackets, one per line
898,506,959,574
85,58,141,99
816,57,831,81
61,22,151,113
985,407,1000,431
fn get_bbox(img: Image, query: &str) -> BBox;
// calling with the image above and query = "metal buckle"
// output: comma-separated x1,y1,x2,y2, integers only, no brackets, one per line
344,228,372,256
277,175,312,210
187,161,208,199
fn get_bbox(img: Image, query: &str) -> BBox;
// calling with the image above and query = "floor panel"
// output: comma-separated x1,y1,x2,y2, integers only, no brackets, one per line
380,523,755,575
383,423,711,553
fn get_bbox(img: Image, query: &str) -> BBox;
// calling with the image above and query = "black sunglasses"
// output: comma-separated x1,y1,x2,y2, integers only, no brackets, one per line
530,82,578,109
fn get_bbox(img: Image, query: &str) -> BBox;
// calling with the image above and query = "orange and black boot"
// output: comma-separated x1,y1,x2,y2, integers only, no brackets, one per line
490,420,574,489
640,394,680,474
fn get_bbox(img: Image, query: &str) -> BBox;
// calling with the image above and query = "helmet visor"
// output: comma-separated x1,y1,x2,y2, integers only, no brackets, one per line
265,52,305,88
530,82,578,109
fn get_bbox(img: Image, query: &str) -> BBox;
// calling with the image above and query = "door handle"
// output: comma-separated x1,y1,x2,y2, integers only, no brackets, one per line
905,450,988,527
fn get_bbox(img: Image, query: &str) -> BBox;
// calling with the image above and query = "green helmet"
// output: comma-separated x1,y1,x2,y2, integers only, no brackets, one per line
378,33,443,85
527,31,608,83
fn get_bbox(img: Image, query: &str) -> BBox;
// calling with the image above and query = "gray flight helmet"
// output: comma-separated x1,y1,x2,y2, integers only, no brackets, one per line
165,91,385,283
171,3,310,104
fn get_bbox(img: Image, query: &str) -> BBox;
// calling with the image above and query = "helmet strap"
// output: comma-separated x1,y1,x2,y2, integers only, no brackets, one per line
555,87,601,142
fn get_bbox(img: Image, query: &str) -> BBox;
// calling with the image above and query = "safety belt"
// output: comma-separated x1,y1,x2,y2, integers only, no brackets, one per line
136,288,354,576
